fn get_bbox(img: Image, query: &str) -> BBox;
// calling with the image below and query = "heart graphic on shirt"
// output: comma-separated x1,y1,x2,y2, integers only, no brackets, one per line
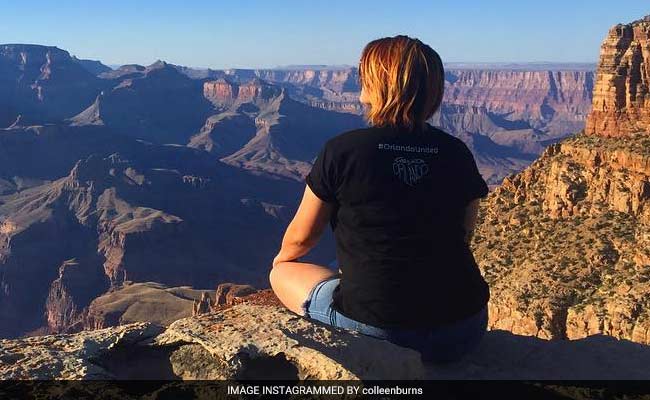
392,157,429,186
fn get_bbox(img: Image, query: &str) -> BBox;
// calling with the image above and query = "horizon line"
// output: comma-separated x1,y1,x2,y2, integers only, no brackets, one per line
103,61,598,71
0,43,598,71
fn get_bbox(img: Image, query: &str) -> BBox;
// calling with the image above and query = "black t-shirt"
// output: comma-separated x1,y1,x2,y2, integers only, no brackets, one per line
305,123,490,329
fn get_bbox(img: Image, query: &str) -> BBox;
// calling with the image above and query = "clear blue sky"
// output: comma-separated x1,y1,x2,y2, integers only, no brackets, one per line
1,1,647,68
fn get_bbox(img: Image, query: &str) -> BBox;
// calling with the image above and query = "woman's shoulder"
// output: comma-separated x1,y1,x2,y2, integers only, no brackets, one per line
321,126,384,152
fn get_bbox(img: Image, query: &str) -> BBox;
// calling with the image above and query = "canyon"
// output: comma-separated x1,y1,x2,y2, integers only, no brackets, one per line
0,40,600,338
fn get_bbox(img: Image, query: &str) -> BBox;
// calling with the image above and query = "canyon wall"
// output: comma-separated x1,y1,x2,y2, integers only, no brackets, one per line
212,66,594,141
444,69,594,136
472,16,650,344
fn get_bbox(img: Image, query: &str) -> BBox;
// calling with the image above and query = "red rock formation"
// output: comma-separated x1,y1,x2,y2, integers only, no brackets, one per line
192,291,213,316
203,78,281,106
214,283,256,307
44,256,109,334
585,16,650,137
203,79,238,104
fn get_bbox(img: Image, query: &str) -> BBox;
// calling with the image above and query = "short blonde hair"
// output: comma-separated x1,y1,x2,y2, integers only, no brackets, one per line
358,35,444,131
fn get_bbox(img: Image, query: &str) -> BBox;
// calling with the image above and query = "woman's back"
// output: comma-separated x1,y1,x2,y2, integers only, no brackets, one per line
306,123,490,328
271,35,490,362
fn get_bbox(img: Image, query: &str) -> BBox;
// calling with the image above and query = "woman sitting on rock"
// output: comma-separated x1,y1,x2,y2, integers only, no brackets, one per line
270,35,490,363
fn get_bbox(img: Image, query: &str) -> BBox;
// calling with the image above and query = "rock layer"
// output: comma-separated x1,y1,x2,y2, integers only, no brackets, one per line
585,16,650,137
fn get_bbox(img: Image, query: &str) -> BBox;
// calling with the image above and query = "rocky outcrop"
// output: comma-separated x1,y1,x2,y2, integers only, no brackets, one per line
0,322,164,379
156,303,425,380
191,292,212,316
3,301,650,382
471,16,650,345
45,258,109,333
213,282,256,307
585,16,650,137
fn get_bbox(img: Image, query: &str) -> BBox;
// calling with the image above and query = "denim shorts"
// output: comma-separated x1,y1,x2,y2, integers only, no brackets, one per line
301,276,488,363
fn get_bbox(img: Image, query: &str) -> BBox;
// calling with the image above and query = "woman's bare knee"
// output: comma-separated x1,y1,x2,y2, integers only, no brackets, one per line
269,261,336,316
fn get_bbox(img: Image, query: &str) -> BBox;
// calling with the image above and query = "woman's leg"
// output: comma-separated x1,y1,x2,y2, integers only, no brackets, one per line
269,261,337,315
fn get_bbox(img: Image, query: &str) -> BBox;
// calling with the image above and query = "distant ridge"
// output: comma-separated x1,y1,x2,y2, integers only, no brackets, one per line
445,62,596,71
171,62,595,74
71,56,112,75
271,64,355,70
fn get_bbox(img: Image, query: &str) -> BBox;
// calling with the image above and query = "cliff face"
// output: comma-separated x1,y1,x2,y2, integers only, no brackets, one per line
585,16,650,137
0,44,105,127
216,66,594,139
444,69,594,136
472,16,650,345
45,258,108,333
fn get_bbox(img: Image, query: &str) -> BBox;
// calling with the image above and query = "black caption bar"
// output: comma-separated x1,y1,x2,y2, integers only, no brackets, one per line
1,380,650,400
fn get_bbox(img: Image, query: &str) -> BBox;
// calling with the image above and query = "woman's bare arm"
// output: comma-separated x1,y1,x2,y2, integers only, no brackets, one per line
463,198,481,243
272,185,333,268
